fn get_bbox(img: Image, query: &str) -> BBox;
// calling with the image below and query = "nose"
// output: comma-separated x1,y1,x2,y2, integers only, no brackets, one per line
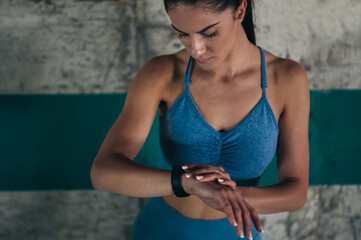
190,36,206,59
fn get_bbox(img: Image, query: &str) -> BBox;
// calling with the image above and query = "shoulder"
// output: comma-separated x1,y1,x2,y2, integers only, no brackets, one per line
264,49,310,113
133,49,188,95
141,49,188,80
264,49,309,88
128,53,176,102
137,54,176,85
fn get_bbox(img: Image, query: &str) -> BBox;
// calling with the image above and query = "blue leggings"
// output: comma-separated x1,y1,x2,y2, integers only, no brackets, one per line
130,197,262,240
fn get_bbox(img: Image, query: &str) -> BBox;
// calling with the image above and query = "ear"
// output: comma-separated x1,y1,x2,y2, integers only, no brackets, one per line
234,0,247,23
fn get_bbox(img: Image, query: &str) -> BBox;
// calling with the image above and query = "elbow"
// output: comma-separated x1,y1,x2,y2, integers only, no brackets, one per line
294,196,307,211
90,163,104,190
90,151,111,190
291,189,308,212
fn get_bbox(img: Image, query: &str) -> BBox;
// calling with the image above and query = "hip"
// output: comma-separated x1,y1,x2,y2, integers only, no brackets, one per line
130,197,262,240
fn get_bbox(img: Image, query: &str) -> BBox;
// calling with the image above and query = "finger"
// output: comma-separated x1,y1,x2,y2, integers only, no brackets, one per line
217,179,237,190
220,193,238,229
194,174,235,187
187,166,220,175
194,173,223,181
181,165,189,170
239,201,252,240
183,164,209,171
244,200,263,233
191,169,230,180
185,165,226,174
183,172,223,182
183,172,220,181
184,172,193,179
228,191,244,238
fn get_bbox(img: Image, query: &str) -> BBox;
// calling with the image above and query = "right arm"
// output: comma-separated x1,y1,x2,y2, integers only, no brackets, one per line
90,55,196,198
90,54,263,237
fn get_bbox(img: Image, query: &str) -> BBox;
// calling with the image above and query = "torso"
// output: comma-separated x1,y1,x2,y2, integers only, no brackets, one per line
158,46,288,220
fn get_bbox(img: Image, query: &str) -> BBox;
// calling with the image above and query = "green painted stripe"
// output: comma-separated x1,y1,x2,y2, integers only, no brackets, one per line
308,90,361,185
0,90,360,190
260,90,361,187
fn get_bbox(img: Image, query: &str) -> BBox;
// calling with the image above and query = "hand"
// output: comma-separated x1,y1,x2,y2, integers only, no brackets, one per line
182,164,237,190
186,179,263,239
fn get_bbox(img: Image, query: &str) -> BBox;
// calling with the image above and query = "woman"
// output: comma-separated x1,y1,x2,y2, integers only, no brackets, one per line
90,0,310,239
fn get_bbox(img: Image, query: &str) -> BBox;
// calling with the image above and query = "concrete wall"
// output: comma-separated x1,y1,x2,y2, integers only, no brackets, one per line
1,0,360,239
1,0,360,94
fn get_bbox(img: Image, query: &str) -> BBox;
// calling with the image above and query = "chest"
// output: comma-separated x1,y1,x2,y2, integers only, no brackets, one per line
160,74,282,132
158,86,279,179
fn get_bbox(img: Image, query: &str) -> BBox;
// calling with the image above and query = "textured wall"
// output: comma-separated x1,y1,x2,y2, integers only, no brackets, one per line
0,0,360,239
0,186,360,240
0,0,139,94
1,0,360,94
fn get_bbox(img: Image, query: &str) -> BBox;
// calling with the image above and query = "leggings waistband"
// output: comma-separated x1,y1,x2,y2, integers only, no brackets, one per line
130,197,261,240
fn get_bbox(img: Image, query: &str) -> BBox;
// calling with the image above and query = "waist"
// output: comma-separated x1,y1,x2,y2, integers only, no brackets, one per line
162,195,227,220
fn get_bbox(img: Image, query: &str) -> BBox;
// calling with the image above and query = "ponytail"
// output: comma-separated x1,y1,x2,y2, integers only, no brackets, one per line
241,0,256,45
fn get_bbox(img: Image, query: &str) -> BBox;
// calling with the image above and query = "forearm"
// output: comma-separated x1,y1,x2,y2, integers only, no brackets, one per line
90,153,174,198
238,180,308,214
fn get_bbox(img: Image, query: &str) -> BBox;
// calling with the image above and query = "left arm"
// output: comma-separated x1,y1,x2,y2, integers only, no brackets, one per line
239,60,310,214
180,61,310,236
183,60,310,214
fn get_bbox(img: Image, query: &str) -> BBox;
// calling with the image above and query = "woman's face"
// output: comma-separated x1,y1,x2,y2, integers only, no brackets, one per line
167,3,244,68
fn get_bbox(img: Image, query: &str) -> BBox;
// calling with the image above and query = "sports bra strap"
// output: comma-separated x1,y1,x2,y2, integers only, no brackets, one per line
259,46,268,91
184,56,193,87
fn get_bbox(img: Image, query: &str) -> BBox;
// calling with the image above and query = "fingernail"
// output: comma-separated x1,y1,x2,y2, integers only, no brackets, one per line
233,221,238,226
196,175,204,180
182,165,188,169
248,233,253,240
218,178,224,182
185,174,191,178
239,230,244,238
261,226,264,233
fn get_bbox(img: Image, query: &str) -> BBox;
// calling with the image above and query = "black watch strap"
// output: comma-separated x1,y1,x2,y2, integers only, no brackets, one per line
171,164,190,197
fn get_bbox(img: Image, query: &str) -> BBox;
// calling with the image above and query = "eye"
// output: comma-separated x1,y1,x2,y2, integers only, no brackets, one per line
203,31,217,39
177,33,188,39
177,31,218,40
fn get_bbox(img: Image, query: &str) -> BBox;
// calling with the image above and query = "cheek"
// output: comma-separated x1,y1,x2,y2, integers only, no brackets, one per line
214,28,235,48
180,39,190,47
178,38,191,52
220,28,238,49
221,28,236,44
215,34,233,51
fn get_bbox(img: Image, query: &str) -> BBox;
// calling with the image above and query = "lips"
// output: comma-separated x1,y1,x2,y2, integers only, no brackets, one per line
196,57,213,64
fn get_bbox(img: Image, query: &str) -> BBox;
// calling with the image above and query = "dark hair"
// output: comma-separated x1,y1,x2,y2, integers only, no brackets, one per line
164,0,256,45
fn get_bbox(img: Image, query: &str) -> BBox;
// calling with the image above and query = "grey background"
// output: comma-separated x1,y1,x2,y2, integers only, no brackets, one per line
0,0,360,239
1,0,361,94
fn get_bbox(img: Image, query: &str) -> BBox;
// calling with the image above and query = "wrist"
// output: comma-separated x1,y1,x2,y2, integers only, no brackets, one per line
237,186,249,199
180,173,194,195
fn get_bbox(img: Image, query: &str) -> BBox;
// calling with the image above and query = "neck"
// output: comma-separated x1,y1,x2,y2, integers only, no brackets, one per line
197,27,258,83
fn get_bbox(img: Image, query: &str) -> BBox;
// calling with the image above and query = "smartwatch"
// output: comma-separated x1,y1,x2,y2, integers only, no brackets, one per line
171,164,190,197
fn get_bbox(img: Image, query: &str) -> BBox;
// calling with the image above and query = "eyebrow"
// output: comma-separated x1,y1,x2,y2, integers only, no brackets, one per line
171,22,220,34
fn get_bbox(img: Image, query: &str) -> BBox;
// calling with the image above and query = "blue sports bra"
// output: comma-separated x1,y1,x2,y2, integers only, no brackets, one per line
158,46,279,186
